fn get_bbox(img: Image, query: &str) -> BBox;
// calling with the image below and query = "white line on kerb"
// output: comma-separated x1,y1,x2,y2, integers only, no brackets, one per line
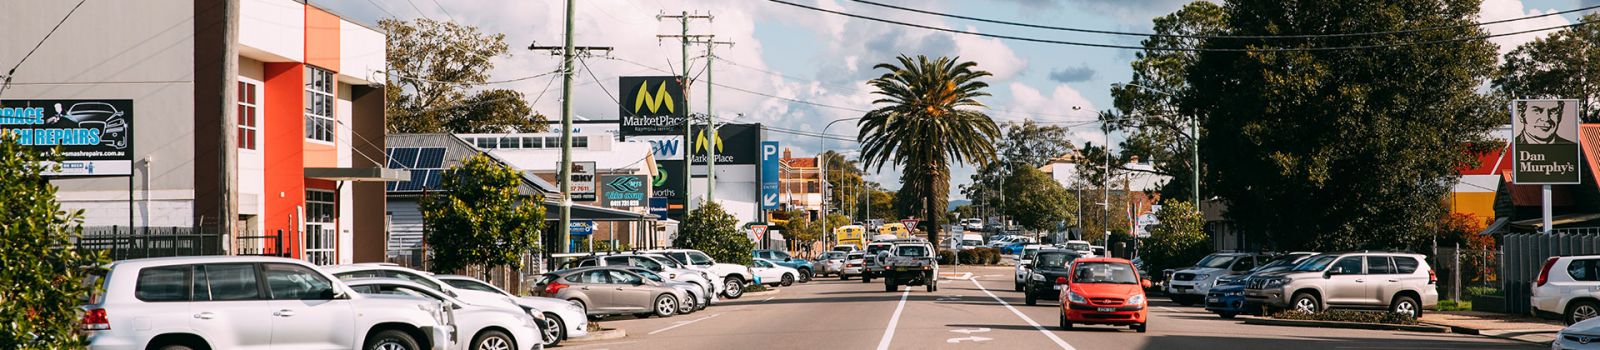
763,296,776,302
971,278,1077,350
647,313,721,335
875,286,911,350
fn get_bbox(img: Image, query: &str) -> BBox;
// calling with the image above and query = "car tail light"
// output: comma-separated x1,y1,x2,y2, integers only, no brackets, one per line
1537,257,1560,287
544,281,569,295
81,308,109,331
1428,269,1437,285
1055,277,1068,285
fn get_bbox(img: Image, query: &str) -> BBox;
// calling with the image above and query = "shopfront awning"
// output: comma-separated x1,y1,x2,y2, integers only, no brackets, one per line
544,202,653,221
306,167,410,182
1511,213,1600,230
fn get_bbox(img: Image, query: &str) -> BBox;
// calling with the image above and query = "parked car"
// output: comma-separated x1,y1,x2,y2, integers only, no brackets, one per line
345,278,542,350
751,258,802,287
1063,240,1094,257
1242,252,1437,317
533,267,684,319
325,264,523,311
1532,255,1600,325
1554,316,1600,350
1059,257,1151,333
645,248,758,299
617,266,703,314
1002,242,1029,255
1023,249,1082,305
1166,252,1271,306
814,251,847,277
434,275,589,347
842,252,867,280
988,235,1019,249
1204,253,1317,318
755,249,815,282
831,244,860,253
960,233,985,250
962,218,985,231
81,256,452,350
563,253,716,310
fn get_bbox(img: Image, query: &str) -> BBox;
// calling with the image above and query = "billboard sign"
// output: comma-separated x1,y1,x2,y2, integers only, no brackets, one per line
632,135,684,161
601,174,648,208
1512,99,1583,184
0,99,134,176
619,76,687,136
571,161,597,201
761,141,781,210
690,123,761,165
649,197,669,220
652,160,687,216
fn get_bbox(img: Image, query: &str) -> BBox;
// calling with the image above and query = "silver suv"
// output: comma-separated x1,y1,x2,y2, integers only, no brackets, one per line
1242,252,1437,317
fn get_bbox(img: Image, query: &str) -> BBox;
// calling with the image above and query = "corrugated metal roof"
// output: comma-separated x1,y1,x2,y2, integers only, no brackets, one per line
385,134,560,199
1583,124,1600,187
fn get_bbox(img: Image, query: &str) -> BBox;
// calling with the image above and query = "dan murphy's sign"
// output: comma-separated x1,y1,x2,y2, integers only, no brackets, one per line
0,99,134,176
619,76,687,136
1511,99,1582,184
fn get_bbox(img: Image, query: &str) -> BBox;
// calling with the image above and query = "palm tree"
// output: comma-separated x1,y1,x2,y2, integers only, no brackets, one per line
857,54,1001,250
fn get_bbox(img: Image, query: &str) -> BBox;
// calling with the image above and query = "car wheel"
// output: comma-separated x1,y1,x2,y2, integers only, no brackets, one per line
570,299,588,316
365,329,421,350
1390,295,1421,319
724,276,745,299
1015,281,1025,292
1133,323,1147,333
542,313,566,347
680,293,698,314
781,273,795,287
1217,312,1238,319
841,274,850,281
1059,311,1073,330
863,274,872,283
1025,288,1038,306
655,294,679,317
928,279,937,292
1291,292,1321,313
799,269,813,283
885,279,897,292
1569,300,1600,325
473,329,514,350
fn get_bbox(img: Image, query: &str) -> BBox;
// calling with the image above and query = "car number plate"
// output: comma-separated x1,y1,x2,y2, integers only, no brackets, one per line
1052,285,1061,290
1097,307,1115,312
896,267,906,271
1207,297,1219,303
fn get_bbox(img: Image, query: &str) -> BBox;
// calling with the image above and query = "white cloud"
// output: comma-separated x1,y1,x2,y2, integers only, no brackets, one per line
1479,0,1570,56
954,27,1028,80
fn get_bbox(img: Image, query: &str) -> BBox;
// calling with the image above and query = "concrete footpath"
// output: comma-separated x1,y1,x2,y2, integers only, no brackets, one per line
1420,311,1562,344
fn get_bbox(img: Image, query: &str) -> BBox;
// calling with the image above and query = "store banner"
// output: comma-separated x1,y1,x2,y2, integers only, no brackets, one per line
0,99,134,176
1511,99,1583,184
690,123,761,165
571,161,597,201
761,141,781,210
649,197,669,220
652,160,687,217
632,135,684,161
601,174,648,208
619,76,688,136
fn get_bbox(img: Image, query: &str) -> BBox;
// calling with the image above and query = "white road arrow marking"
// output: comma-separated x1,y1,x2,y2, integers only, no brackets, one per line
946,336,993,344
949,327,991,334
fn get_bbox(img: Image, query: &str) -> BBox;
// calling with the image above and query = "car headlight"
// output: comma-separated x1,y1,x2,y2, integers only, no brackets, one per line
1128,294,1145,305
1066,291,1087,304
670,273,677,279
1264,278,1289,289
1031,273,1045,281
1193,274,1211,281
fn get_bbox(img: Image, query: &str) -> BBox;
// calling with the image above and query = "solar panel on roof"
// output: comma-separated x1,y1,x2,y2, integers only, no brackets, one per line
390,148,419,169
423,169,443,189
394,169,428,191
415,148,445,168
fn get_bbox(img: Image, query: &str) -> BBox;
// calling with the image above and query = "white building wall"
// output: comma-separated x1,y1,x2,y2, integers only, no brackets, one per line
239,0,305,62
339,18,386,85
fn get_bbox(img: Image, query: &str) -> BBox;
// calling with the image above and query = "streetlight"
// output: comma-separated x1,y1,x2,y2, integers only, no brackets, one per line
819,117,862,249
1111,82,1199,206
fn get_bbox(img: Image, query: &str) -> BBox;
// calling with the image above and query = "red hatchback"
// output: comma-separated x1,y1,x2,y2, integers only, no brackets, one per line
1058,257,1150,332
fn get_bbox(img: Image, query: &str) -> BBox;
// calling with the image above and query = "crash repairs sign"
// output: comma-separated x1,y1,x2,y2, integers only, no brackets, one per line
0,99,134,176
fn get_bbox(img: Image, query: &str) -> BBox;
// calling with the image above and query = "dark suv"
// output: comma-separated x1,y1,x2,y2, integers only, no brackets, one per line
1023,249,1081,306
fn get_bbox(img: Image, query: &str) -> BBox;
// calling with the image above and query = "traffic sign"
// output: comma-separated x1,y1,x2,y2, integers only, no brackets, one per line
901,219,919,230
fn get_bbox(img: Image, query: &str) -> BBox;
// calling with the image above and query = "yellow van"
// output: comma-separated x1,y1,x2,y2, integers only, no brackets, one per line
834,225,867,250
879,223,913,239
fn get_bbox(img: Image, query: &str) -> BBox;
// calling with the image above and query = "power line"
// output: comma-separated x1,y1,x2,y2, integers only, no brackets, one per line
363,0,401,19
402,0,429,19
387,69,563,86
0,0,88,98
577,56,620,105
428,0,457,22
765,0,1600,52
852,0,1600,41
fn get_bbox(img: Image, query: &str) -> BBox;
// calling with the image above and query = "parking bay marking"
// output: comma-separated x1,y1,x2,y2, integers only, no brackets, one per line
971,278,1077,350
875,286,912,350
647,313,721,335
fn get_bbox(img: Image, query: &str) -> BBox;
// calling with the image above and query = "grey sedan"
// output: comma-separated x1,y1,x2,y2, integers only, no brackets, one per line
534,267,683,319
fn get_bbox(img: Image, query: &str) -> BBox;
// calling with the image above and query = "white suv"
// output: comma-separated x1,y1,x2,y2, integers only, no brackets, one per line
82,256,451,350
645,249,757,299
1533,255,1600,325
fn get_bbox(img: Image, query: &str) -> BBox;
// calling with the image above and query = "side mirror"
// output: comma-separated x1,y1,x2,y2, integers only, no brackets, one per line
785,257,793,262
1141,279,1153,289
1324,269,1340,278
1054,277,1069,285
320,288,344,300
1021,264,1032,269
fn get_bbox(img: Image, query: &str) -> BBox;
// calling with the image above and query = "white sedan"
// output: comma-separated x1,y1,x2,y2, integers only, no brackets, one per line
346,278,542,350
437,274,589,347
751,258,801,287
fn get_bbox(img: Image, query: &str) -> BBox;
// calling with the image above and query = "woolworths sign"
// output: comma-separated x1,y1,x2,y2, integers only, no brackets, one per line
1511,99,1582,185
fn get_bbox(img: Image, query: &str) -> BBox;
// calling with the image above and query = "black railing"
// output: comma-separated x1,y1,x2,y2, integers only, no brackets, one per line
76,226,225,261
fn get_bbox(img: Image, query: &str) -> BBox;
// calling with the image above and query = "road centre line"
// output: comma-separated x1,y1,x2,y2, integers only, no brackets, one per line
875,286,911,350
647,313,721,335
970,278,1077,350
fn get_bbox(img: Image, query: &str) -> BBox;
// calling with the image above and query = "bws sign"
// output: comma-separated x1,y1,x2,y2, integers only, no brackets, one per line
619,76,687,136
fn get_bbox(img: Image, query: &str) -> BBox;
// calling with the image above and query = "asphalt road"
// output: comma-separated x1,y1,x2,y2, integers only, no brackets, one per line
554,266,1542,350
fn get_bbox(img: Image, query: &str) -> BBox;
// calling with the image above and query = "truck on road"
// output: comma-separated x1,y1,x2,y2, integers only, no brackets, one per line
881,240,940,292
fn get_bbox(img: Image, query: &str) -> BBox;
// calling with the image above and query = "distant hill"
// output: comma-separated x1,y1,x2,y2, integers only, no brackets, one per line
947,199,971,211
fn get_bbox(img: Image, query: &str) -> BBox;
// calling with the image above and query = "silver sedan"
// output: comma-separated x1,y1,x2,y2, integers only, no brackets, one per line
534,266,684,319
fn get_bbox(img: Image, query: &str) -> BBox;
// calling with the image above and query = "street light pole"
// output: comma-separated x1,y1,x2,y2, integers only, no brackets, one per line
819,117,860,245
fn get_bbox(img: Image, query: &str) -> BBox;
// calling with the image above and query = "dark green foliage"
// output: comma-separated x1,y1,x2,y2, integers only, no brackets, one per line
420,154,545,273
1002,166,1075,231
381,18,545,133
1270,310,1418,325
0,133,108,349
1139,200,1210,280
1495,13,1600,123
675,201,754,266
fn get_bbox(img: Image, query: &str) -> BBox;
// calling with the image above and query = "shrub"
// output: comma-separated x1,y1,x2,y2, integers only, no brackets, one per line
985,249,1001,265
1466,286,1501,297
1435,300,1472,312
958,249,982,264
743,284,771,293
937,250,958,264
1269,310,1417,325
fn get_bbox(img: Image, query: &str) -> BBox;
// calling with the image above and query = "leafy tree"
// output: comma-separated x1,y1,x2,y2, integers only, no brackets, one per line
1494,13,1600,123
997,120,1078,168
382,18,546,133
420,154,545,274
777,209,819,252
1002,166,1075,231
1185,0,1500,251
675,201,754,265
1139,200,1209,279
1072,140,1132,243
820,150,863,212
859,55,1002,249
0,133,107,349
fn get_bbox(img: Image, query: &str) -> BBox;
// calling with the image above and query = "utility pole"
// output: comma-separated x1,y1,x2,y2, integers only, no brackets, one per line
531,1,612,262
657,11,712,210
701,39,732,202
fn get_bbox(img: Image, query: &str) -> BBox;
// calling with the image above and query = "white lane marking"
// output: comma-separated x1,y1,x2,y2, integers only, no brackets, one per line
1156,306,1181,313
971,278,1077,350
647,313,721,335
950,327,992,334
875,286,911,350
762,296,775,302
947,336,994,343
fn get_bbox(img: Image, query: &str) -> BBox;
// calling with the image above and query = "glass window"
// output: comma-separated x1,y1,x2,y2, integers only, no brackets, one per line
303,66,335,142
578,259,596,267
198,264,261,301
237,80,259,150
563,274,582,283
1331,257,1364,275
1196,255,1239,269
382,270,442,291
263,264,337,300
1393,257,1420,274
772,251,792,260
1232,257,1257,272
500,137,518,149
136,265,191,302
1570,259,1600,282
544,137,560,148
1293,255,1339,272
687,252,714,266
605,256,631,266
348,285,379,294
631,257,663,270
896,245,928,257
522,137,539,148
1367,256,1396,274
573,136,589,148
304,190,337,266
443,279,503,294
579,270,608,284
607,270,642,285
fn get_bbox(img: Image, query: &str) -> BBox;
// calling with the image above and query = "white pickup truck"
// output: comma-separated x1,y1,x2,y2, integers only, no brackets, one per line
880,241,940,292
646,249,757,299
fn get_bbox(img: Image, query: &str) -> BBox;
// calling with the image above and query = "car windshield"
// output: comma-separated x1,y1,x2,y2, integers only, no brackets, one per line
772,251,793,260
847,253,864,260
1035,253,1075,269
867,245,891,254
1257,256,1302,271
687,252,715,265
1292,255,1339,272
821,252,844,260
1066,242,1090,251
1196,255,1239,269
1073,262,1139,284
896,245,928,257
648,256,684,268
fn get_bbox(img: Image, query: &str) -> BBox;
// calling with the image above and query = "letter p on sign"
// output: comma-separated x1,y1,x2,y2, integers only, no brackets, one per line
763,143,779,160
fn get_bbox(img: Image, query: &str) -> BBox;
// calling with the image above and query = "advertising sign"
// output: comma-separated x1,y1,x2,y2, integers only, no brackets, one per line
601,175,648,208
761,141,781,210
632,135,684,161
0,99,134,176
649,197,669,220
1512,99,1583,184
690,123,761,165
619,76,688,136
652,160,687,216
570,220,595,236
571,161,597,201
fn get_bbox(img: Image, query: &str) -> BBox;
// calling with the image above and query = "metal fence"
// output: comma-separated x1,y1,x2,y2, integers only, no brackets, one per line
1433,246,1499,302
1501,230,1600,315
75,226,225,261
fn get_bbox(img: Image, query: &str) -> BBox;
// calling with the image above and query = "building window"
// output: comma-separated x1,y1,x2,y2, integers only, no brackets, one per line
304,190,336,265
304,66,335,143
475,137,495,149
237,80,259,150
573,136,589,148
544,136,560,148
499,137,519,149
522,137,540,148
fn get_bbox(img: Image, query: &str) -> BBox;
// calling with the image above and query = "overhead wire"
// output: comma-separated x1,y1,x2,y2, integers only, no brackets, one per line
0,0,88,98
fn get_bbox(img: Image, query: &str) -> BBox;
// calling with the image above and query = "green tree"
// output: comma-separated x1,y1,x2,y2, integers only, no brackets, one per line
420,154,545,274
382,18,546,133
675,201,754,265
777,209,818,252
1139,200,1209,278
0,133,107,349
962,119,1077,220
1494,13,1600,123
866,188,896,221
1001,166,1075,231
1073,140,1132,244
859,54,1002,249
1186,0,1500,251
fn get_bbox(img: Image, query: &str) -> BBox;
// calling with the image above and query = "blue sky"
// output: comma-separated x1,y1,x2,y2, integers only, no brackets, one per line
315,0,1589,199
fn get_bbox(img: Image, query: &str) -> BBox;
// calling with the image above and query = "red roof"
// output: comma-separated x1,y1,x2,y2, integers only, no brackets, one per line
1501,170,1575,206
1459,143,1510,175
782,157,817,168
